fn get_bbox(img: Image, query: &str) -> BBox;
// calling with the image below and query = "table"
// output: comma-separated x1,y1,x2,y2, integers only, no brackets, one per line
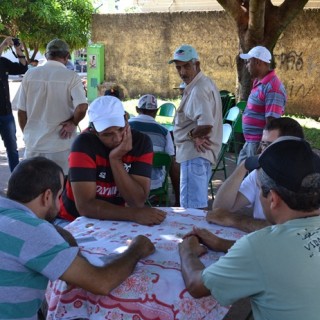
45,208,246,319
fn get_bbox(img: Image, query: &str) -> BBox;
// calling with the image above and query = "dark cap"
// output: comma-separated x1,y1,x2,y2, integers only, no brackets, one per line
258,136,320,192
46,39,69,53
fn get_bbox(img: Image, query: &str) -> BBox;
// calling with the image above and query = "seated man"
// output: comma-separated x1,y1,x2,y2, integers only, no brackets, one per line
206,117,304,234
129,94,175,190
0,157,155,319
58,96,166,225
179,137,320,319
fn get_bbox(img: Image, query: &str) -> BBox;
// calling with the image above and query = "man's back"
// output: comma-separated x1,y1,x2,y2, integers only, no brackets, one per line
14,60,86,152
202,216,320,320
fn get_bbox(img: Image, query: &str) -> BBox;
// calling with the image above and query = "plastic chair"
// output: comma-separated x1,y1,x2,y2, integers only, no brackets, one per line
209,123,233,198
223,106,241,163
158,103,176,117
233,101,247,160
220,90,235,118
147,152,172,207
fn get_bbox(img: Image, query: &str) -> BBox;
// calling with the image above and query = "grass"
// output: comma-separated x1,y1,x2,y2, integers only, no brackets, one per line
123,98,320,150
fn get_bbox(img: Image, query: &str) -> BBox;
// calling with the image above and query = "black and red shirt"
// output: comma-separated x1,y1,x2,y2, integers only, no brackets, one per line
59,128,153,221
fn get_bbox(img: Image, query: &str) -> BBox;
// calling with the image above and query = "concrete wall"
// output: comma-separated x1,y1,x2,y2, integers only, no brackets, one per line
92,10,320,118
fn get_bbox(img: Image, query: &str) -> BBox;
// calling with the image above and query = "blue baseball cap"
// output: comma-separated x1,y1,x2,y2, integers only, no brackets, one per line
168,45,199,64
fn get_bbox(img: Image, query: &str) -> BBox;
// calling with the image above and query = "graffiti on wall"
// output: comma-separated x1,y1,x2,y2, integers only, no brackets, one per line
274,51,304,71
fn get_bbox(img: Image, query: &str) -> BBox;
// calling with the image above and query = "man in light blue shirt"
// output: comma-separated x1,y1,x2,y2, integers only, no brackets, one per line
179,137,320,320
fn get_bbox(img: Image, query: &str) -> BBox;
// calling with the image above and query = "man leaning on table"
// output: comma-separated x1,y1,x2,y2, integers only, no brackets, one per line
206,117,305,235
0,157,156,319
179,137,320,320
57,95,166,226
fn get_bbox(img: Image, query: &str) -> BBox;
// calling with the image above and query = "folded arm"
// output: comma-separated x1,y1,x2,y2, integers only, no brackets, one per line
72,180,166,225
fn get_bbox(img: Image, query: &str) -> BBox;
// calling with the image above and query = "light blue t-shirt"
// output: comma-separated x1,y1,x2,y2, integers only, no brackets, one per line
202,216,320,320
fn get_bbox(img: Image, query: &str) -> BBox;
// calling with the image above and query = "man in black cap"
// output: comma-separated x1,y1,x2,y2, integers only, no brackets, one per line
14,39,88,175
179,137,320,320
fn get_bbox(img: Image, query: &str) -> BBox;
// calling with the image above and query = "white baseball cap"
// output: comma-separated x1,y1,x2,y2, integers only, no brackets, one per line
239,46,272,63
168,45,199,64
137,94,158,110
88,96,125,132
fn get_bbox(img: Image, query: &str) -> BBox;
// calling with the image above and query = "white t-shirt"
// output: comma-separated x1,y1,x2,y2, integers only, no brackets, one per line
13,60,87,153
239,170,266,220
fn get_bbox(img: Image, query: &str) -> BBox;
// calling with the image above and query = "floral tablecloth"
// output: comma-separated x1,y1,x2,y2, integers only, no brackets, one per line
46,208,246,320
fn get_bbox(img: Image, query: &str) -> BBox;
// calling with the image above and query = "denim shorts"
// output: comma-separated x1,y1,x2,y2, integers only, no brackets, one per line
180,157,211,209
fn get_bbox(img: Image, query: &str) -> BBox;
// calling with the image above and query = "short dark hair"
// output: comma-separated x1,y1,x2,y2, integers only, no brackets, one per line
259,169,320,212
264,117,304,138
45,51,70,60
7,157,64,203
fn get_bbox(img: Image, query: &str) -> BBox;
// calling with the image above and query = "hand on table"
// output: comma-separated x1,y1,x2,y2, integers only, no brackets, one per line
129,235,155,259
133,207,167,225
206,208,237,228
184,226,228,252
179,235,208,257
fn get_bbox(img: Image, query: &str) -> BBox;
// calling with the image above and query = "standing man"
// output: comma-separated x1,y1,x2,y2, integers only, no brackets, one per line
237,45,287,164
179,137,320,320
13,39,88,175
168,44,222,209
0,36,28,172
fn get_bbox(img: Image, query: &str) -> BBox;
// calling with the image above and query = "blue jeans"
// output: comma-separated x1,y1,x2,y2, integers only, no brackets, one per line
180,157,211,209
0,114,19,172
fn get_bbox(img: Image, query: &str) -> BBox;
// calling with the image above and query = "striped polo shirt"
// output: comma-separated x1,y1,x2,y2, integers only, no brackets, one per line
242,70,287,142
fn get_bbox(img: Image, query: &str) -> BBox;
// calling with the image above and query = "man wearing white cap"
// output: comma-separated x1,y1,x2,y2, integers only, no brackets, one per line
14,38,88,175
57,96,166,226
237,45,287,164
169,44,222,209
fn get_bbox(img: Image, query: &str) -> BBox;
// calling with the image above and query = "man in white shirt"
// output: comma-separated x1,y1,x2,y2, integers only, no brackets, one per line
14,39,88,175
207,117,304,234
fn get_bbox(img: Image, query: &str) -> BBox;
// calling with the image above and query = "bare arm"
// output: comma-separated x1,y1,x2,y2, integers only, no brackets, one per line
59,103,88,139
186,226,235,253
211,160,249,212
60,235,155,295
18,109,27,132
178,236,211,298
72,181,166,225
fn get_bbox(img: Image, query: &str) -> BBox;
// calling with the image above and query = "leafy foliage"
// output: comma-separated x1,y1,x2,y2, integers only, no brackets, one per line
0,0,94,59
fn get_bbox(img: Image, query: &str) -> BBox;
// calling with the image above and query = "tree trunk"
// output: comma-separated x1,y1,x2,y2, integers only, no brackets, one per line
217,0,309,102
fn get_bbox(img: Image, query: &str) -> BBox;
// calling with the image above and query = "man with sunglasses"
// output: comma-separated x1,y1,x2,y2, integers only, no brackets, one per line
206,117,304,234
57,96,166,226
13,39,88,175
179,137,320,320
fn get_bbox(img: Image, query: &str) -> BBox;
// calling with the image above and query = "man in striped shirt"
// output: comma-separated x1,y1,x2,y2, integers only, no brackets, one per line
0,157,156,319
237,46,287,164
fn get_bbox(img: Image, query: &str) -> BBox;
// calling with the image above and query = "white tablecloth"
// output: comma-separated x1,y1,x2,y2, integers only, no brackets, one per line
46,207,246,319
